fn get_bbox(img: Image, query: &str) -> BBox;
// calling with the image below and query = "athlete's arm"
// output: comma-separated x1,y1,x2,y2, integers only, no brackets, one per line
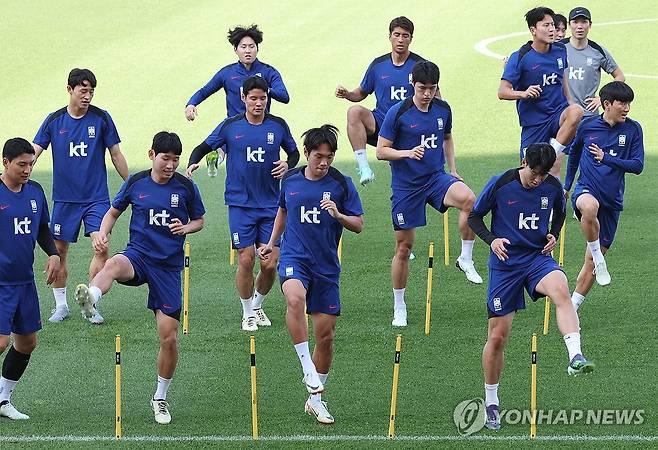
498,79,541,101
259,207,287,260
31,143,45,163
320,199,364,234
93,207,122,253
562,78,574,104
37,221,60,285
185,71,225,120
268,69,290,104
612,67,625,82
443,134,461,180
335,85,368,102
376,136,424,161
108,144,129,180
169,217,204,236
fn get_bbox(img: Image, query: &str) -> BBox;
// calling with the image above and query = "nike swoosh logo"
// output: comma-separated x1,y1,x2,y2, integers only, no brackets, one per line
230,75,241,80
380,75,391,79
532,64,541,70
0,205,10,210
506,200,519,205
59,129,68,134
139,194,150,199
290,192,299,196
410,124,419,128
235,135,245,140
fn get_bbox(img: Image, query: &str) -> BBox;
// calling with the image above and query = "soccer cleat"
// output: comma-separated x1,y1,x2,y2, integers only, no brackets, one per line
594,260,611,286
484,404,500,430
75,284,98,320
305,397,335,424
391,308,407,327
357,167,375,186
0,401,29,420
88,309,104,325
48,306,70,323
151,398,171,424
302,372,324,394
567,354,595,376
241,316,258,332
206,151,219,177
254,308,271,326
456,257,483,284
409,252,416,261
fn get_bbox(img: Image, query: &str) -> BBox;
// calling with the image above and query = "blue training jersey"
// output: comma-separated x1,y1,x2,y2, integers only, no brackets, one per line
112,171,205,271
360,52,425,123
379,97,452,190
0,179,50,284
564,115,644,211
33,106,121,203
204,113,297,208
502,42,569,127
473,169,565,270
187,59,290,117
279,167,363,276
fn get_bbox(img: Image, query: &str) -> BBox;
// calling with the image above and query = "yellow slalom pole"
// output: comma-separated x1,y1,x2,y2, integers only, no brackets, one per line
229,241,235,266
183,242,190,335
388,334,402,438
559,221,566,267
530,333,538,439
424,242,435,335
250,336,259,440
543,297,551,335
338,236,343,264
443,212,450,266
115,335,122,440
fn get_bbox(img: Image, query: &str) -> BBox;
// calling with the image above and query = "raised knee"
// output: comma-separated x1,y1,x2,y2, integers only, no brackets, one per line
0,342,8,354
347,105,364,124
568,104,584,122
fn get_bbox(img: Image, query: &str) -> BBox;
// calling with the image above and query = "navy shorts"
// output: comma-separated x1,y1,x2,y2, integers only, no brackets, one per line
228,206,279,249
391,173,460,230
0,282,41,335
487,253,562,318
519,108,564,159
572,189,620,249
279,258,341,316
50,200,110,243
118,248,182,321
366,111,384,147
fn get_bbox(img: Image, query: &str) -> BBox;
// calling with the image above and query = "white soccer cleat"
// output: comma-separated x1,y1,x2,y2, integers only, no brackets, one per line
151,398,171,424
88,309,104,325
0,401,29,420
305,397,335,424
48,306,70,323
75,284,98,320
594,260,611,286
254,308,271,326
302,372,324,394
241,316,258,332
409,252,416,260
392,308,407,327
456,257,483,284
357,167,375,186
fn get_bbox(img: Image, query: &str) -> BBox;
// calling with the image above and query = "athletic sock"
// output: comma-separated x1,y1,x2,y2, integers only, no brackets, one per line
571,292,586,311
393,288,406,311
587,240,605,265
549,138,566,154
53,287,68,309
241,297,254,318
294,341,317,376
153,375,172,401
89,286,102,305
460,239,475,262
252,291,265,310
354,149,370,170
310,372,328,406
0,377,18,403
484,383,499,407
563,332,582,361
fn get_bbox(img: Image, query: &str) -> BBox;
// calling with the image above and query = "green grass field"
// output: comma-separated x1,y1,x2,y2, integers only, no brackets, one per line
1,1,657,448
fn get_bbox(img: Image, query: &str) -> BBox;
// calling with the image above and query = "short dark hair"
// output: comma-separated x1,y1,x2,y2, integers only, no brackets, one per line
3,137,35,161
152,131,182,156
554,13,567,28
242,76,269,95
228,25,263,49
599,81,634,106
525,143,556,175
525,7,555,28
412,60,440,85
302,124,339,153
389,16,414,35
68,68,97,88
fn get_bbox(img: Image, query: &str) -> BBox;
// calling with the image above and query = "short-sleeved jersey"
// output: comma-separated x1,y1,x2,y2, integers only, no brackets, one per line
187,59,290,117
112,171,205,271
473,169,565,270
564,115,644,211
204,114,297,208
279,167,363,276
33,106,121,203
562,39,619,116
0,179,50,284
360,52,425,122
502,42,569,127
379,97,452,190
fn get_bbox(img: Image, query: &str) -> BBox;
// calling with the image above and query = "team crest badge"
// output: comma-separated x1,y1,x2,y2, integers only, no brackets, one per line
618,135,626,146
587,57,593,66
233,232,240,244
87,126,96,138
267,132,275,144
437,118,444,130
53,224,61,236
170,194,179,207
541,197,549,210
557,58,564,69
493,297,502,311
396,212,405,225
408,73,413,84
30,200,37,213
285,266,294,276
322,192,331,201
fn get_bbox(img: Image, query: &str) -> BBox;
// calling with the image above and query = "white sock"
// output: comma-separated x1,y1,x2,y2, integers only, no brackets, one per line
563,332,582,361
484,383,499,407
571,292,586,311
53,287,68,309
460,239,475,262
587,240,605,265
393,288,406,311
550,138,566,154
294,341,317,376
310,372,328,406
241,297,254,318
354,149,370,170
252,291,265,310
0,376,19,403
153,375,172,401
89,286,102,305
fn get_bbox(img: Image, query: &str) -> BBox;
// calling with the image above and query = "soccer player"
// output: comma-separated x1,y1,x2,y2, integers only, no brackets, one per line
564,81,643,310
468,143,594,431
75,131,205,424
554,13,568,41
499,7,584,178
185,24,290,177
562,7,625,117
336,16,431,186
33,68,129,324
187,76,299,331
0,138,60,420
260,124,364,424
376,60,481,327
